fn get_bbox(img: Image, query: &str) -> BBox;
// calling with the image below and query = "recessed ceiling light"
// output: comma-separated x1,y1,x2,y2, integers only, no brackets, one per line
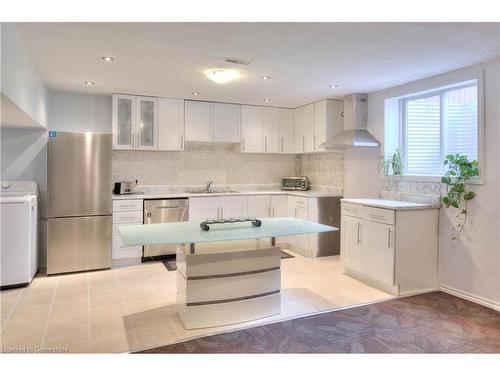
261,76,271,80
329,84,339,88
264,99,271,102
102,56,114,62
192,92,200,96
205,69,238,84
84,81,95,86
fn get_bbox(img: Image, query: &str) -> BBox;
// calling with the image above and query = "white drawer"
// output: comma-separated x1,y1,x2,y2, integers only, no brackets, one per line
341,202,362,217
113,210,143,224
113,199,143,212
113,222,142,236
112,235,142,259
362,206,395,225
287,195,308,208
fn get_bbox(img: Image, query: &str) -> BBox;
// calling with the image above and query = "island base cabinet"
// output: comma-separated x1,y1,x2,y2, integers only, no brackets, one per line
176,240,281,329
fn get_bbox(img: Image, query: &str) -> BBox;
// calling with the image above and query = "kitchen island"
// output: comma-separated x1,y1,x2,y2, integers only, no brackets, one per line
119,218,336,329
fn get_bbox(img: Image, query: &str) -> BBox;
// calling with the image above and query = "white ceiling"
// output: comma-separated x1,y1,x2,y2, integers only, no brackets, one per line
17,22,500,108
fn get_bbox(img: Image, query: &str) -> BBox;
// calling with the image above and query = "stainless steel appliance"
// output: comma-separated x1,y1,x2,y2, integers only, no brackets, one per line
281,176,310,191
315,196,341,256
143,198,189,258
113,181,137,195
47,132,112,275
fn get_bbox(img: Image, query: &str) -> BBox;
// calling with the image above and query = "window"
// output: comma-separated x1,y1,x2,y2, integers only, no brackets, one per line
400,81,479,176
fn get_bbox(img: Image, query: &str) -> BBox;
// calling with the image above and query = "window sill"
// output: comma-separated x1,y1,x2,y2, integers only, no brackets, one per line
383,175,484,185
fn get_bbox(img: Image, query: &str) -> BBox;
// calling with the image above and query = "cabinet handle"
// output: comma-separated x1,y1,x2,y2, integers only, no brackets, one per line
313,135,316,150
357,221,361,244
272,207,275,217
131,132,134,148
242,137,245,151
181,134,184,150
220,207,224,218
281,137,284,153
137,133,140,148
388,228,392,248
264,136,267,152
302,136,305,152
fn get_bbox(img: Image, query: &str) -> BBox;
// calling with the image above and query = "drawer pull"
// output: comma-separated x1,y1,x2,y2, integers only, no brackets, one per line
387,228,392,248
369,213,385,220
357,221,361,244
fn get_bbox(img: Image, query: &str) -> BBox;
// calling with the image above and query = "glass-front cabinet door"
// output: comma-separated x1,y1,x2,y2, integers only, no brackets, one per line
137,97,158,150
112,94,136,150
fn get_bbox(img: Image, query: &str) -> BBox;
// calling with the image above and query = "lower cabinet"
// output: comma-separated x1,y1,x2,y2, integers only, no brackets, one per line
112,199,143,261
189,195,248,221
340,202,439,296
340,214,362,273
247,195,271,218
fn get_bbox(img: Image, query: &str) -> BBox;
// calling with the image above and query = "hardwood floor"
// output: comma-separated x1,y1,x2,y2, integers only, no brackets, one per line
138,292,500,353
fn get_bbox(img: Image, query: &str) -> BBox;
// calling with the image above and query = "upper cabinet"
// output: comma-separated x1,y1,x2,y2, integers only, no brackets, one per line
185,101,241,143
184,101,213,142
213,103,241,142
262,107,280,153
158,98,184,151
313,99,344,152
294,103,314,153
241,105,263,153
279,108,294,153
293,99,344,153
112,94,158,150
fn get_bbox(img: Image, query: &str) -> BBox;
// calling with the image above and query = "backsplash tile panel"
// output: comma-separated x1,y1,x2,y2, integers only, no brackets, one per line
299,152,344,190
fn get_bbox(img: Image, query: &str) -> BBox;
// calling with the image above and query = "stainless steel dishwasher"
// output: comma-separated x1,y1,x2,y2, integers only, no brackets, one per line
143,198,189,259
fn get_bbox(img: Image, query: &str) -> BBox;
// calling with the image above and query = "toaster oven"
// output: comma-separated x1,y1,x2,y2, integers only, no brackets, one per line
281,177,310,191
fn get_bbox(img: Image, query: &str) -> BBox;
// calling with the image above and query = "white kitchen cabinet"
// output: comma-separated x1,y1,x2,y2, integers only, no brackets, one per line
220,195,247,218
213,103,241,143
185,101,213,142
340,201,439,296
247,195,271,218
279,108,294,154
262,108,280,153
270,195,287,217
340,214,362,273
188,196,220,221
137,96,158,150
241,105,263,153
158,98,184,151
293,103,314,153
285,195,309,255
362,220,395,285
112,198,143,261
313,99,344,151
113,94,158,150
112,94,136,150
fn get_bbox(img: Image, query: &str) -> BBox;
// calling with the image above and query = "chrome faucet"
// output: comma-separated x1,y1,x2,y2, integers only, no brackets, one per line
205,180,213,193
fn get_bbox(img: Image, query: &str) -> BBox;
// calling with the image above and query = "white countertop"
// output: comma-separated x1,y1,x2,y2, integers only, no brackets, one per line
113,189,341,200
341,198,440,210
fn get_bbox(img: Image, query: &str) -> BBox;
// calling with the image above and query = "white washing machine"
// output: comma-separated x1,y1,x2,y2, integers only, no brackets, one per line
0,181,39,288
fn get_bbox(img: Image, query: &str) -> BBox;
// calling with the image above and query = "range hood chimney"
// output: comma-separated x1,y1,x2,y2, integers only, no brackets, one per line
319,93,380,149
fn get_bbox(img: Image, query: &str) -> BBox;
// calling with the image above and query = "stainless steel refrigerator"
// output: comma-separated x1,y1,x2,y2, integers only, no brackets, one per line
47,132,112,275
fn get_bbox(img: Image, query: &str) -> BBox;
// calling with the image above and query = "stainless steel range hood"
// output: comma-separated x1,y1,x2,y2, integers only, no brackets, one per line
319,93,380,149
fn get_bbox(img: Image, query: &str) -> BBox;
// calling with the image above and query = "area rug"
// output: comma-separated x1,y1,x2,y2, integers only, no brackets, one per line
137,292,500,353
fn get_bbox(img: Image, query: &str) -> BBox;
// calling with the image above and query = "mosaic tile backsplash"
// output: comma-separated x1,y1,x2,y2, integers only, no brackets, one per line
380,178,444,205
113,144,344,190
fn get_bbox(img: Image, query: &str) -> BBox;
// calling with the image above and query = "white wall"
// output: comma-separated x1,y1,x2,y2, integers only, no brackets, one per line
48,90,111,133
344,58,500,309
1,23,48,128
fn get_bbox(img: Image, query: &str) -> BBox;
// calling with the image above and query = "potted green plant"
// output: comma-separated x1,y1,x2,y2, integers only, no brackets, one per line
441,153,479,240
382,149,404,176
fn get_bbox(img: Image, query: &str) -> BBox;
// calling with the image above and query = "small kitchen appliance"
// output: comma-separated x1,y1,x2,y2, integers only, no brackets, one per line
281,176,310,191
113,181,137,195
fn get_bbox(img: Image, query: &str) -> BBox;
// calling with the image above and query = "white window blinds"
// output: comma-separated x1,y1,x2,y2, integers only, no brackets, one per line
403,82,478,176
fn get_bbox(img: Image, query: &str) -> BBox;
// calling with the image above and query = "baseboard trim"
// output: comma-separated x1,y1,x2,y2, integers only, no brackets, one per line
440,284,500,311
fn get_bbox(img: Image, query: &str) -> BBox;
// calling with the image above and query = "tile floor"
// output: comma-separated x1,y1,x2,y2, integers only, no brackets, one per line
0,252,392,353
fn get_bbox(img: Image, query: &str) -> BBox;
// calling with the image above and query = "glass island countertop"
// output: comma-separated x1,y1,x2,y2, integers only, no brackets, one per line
119,217,337,247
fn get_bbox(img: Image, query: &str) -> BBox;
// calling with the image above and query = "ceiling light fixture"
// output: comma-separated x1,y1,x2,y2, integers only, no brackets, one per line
84,81,95,86
264,99,271,102
205,69,238,84
261,76,271,80
102,56,114,62
192,92,200,96
329,84,339,88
